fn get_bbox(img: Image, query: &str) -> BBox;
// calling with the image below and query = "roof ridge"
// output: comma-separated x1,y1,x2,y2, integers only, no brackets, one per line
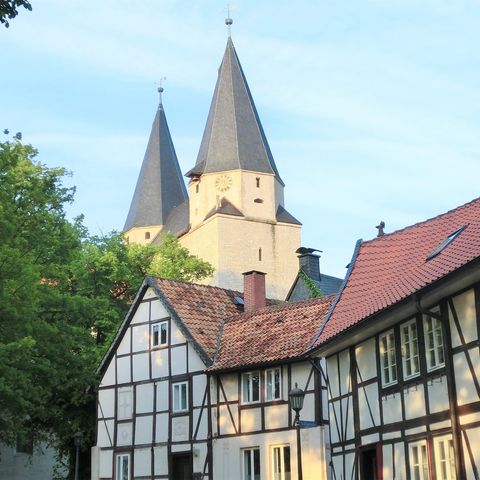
362,196,480,245
222,294,335,325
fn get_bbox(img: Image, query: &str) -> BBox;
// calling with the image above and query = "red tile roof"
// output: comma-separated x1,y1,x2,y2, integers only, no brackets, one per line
152,278,281,361
152,278,244,359
315,197,480,347
211,296,334,371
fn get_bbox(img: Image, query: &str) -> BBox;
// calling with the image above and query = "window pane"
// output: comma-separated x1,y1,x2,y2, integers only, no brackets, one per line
152,324,159,346
252,372,260,402
122,456,129,480
274,369,281,399
253,449,260,480
266,371,273,401
181,383,187,410
243,374,250,402
244,450,252,480
160,323,167,344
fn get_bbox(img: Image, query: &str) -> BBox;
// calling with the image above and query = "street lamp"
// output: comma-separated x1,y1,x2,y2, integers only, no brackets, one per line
73,431,83,480
289,383,305,480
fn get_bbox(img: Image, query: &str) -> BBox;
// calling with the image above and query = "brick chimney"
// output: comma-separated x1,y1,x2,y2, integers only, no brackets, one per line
243,271,266,313
298,252,321,281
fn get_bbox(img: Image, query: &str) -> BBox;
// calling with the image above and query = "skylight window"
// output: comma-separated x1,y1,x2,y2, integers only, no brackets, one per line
426,225,466,261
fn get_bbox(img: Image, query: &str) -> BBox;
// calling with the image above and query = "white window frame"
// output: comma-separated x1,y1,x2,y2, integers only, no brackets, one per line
409,440,430,480
115,453,130,480
433,435,456,480
151,321,168,347
271,445,290,480
265,367,281,401
401,318,420,379
423,314,445,372
172,381,188,413
242,371,260,404
243,447,260,480
379,330,397,387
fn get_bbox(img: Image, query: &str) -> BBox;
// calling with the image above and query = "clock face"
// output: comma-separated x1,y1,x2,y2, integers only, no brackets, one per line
215,174,232,192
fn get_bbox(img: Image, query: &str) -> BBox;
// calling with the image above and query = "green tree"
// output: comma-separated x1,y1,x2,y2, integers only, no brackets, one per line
0,138,213,478
0,0,32,27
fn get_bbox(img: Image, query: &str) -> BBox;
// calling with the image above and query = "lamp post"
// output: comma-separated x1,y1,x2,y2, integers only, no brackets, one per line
289,383,305,480
73,431,83,480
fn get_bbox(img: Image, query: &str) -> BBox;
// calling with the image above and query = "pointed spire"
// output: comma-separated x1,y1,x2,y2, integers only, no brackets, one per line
124,93,188,232
186,37,284,185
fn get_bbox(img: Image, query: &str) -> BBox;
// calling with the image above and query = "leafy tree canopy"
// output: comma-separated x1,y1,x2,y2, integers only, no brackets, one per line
0,138,213,478
0,0,32,27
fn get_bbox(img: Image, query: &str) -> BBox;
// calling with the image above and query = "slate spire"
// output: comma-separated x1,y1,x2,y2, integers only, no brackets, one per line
186,37,284,185
124,96,188,231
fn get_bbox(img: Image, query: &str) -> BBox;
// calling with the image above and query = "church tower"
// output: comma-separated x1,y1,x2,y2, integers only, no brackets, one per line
124,23,301,299
124,88,188,245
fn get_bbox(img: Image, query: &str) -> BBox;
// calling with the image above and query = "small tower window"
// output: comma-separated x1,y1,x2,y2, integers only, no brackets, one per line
145,231,150,240
254,198,263,204
256,177,260,188
195,184,199,193
258,248,262,261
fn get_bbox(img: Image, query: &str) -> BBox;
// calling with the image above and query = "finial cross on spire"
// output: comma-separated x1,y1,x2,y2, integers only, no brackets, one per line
155,76,167,105
225,4,234,37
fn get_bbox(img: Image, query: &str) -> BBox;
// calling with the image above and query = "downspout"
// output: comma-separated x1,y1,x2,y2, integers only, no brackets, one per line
415,295,466,480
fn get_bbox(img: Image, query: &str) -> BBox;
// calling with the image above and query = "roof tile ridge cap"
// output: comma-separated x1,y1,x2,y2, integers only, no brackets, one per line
306,238,363,352
362,196,480,246
153,276,241,294
228,41,241,170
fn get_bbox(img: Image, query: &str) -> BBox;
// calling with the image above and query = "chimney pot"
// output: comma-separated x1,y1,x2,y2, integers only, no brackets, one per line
243,271,266,312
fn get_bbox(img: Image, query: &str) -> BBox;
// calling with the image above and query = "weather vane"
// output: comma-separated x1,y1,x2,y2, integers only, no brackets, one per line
155,77,167,104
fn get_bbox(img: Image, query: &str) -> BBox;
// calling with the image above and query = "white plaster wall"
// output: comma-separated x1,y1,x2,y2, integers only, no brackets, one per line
240,408,262,433
329,401,341,444
152,349,169,378
99,449,113,478
291,362,310,390
338,350,351,396
156,413,169,442
302,392,316,423
171,345,187,375
136,383,154,413
116,422,132,446
265,404,289,430
133,352,149,381
358,383,380,430
117,328,130,355
97,419,114,448
98,388,115,418
171,321,186,345
156,381,169,411
219,404,238,435
135,415,153,445
116,356,131,384
450,289,477,347
100,360,115,387
154,445,169,476
382,393,402,424
131,301,149,324
117,387,133,420
355,338,377,381
151,298,169,320
132,324,149,352
462,426,480,479
192,407,209,439
188,343,206,372
404,384,426,419
327,356,339,398
221,373,238,400
134,447,151,477
342,397,354,441
172,416,190,442
453,348,479,405
193,374,207,407
428,376,449,413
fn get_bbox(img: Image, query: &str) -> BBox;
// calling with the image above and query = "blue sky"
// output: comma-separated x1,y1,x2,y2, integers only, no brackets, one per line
1,1,479,278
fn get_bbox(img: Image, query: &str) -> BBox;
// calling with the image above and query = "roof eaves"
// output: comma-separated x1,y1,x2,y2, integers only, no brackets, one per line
306,238,363,353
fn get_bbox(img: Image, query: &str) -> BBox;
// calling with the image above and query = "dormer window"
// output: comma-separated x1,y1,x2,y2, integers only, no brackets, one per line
426,225,466,261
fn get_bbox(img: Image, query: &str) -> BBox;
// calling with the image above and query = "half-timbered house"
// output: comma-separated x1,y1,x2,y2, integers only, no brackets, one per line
91,276,249,480
209,271,334,480
310,197,480,480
